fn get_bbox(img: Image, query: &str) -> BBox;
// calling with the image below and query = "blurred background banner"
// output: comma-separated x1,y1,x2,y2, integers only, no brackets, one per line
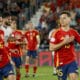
38,51,80,66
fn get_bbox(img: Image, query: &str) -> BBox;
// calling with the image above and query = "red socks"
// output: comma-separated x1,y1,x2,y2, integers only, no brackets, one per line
25,65,37,74
16,74,21,80
25,64,29,73
33,66,37,74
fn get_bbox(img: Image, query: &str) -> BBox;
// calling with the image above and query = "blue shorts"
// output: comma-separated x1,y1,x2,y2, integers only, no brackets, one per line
57,61,78,80
12,57,22,68
27,50,38,58
0,63,14,80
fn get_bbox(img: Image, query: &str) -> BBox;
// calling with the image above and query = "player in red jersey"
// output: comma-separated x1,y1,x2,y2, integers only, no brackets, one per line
0,29,15,80
49,11,80,80
24,22,40,77
8,30,23,80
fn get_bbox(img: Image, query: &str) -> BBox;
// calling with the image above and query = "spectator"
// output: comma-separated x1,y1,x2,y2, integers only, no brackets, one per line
0,0,4,14
10,0,20,16
70,10,77,27
18,9,26,30
0,16,3,26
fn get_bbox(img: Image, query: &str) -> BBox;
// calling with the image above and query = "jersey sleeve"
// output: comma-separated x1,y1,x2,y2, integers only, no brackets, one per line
73,30,80,43
49,30,58,44
49,30,54,39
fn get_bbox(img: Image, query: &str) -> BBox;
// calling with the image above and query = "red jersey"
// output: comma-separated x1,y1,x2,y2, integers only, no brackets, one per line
0,30,4,40
9,30,23,57
0,30,10,68
0,47,10,68
8,42,21,57
11,30,23,40
50,28,80,67
24,30,39,50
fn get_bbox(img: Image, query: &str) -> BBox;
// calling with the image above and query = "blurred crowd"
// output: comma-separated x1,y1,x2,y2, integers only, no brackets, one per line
0,0,80,50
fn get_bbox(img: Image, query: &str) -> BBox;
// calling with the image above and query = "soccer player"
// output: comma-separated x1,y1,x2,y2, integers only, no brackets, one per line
0,29,15,80
24,22,40,77
49,11,80,80
8,30,23,80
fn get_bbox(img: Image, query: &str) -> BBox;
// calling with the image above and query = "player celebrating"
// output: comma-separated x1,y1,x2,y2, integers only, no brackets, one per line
49,11,80,80
0,29,15,80
8,30,23,80
24,22,40,77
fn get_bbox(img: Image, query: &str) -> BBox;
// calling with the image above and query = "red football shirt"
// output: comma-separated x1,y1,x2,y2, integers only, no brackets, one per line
11,30,23,39
0,30,10,68
24,30,39,50
9,30,23,57
0,30,4,40
0,47,10,68
8,42,21,57
50,28,80,67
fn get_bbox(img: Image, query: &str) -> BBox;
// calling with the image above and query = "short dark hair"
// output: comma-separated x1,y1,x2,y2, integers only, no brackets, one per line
58,11,71,18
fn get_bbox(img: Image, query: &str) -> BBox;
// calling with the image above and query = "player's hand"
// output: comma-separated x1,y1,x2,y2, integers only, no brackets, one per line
16,41,20,45
68,36,74,43
63,36,74,44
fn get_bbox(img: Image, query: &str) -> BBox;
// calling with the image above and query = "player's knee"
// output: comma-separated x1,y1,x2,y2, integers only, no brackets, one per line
69,73,78,80
8,75,16,80
70,77,77,80
26,56,29,63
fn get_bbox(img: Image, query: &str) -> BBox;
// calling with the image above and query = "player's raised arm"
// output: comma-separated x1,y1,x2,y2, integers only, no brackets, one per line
49,41,65,51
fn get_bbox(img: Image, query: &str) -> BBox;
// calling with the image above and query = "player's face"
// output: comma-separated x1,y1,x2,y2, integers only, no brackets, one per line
28,22,34,30
15,34,21,39
59,14,71,27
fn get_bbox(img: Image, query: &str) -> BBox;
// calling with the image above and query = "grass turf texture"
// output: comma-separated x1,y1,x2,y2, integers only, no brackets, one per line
20,66,80,80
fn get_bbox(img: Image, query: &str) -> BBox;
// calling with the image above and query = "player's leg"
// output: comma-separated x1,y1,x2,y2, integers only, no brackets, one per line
69,73,78,80
16,68,21,80
0,74,3,80
32,51,38,77
53,67,57,75
7,74,16,80
25,51,31,77
57,65,68,80
15,57,22,80
52,51,57,75
2,63,16,80
68,61,78,80
32,58,38,77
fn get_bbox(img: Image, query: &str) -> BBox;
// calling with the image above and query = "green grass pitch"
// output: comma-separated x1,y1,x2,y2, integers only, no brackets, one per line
20,66,80,80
